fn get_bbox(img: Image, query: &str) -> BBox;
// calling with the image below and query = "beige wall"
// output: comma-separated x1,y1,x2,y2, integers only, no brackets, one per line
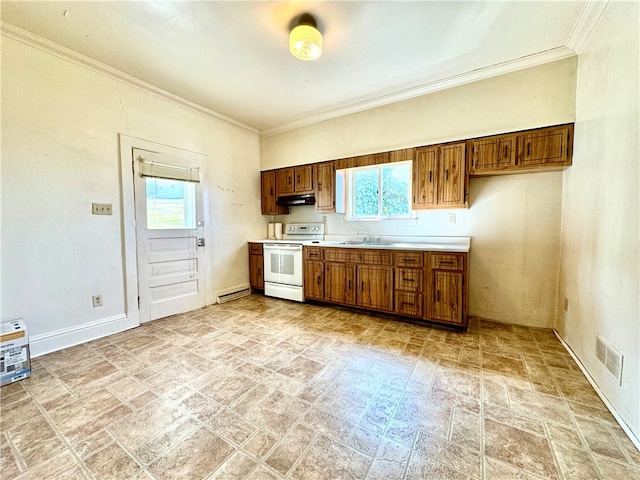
265,59,576,328
556,3,639,441
1,36,264,351
261,58,577,169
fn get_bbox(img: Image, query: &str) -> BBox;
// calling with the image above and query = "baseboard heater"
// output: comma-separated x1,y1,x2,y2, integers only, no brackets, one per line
216,287,251,304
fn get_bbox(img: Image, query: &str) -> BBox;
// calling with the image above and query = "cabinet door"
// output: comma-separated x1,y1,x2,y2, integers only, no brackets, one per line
518,126,571,167
304,261,324,300
276,167,295,195
439,142,466,207
469,134,516,175
315,161,335,213
261,171,288,215
294,165,314,193
429,270,463,324
249,254,264,289
395,292,423,318
395,268,423,292
325,263,356,305
357,265,393,311
413,146,438,209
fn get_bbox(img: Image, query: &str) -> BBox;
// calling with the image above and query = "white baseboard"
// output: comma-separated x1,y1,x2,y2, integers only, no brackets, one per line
553,330,640,451
30,314,139,358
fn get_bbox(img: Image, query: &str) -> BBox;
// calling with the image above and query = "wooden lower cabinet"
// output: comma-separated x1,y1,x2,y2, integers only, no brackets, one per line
298,246,468,329
248,243,264,289
426,252,467,327
304,261,324,300
325,262,356,305
357,265,393,311
428,270,464,324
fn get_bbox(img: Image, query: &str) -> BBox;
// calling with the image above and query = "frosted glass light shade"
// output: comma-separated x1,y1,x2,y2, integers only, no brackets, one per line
289,24,323,60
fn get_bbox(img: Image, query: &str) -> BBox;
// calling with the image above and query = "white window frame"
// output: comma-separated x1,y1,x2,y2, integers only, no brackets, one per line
343,160,414,221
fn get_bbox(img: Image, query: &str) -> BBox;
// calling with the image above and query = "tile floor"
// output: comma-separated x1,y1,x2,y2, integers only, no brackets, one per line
1,295,639,480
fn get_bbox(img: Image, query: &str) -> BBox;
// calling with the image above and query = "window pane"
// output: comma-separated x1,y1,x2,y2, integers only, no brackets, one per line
353,169,379,216
146,178,196,229
381,163,410,216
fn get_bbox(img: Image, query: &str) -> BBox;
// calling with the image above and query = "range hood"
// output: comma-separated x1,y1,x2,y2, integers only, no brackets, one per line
276,193,316,206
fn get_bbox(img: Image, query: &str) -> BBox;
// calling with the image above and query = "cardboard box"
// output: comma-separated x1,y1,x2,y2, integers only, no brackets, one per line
1,319,31,386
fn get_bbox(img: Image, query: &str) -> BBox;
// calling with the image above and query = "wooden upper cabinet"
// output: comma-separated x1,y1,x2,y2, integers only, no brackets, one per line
294,165,314,193
314,161,335,213
276,165,314,195
413,146,439,208
517,124,572,167
414,142,467,209
439,142,466,207
261,171,288,215
468,124,573,176
276,167,295,195
468,134,517,175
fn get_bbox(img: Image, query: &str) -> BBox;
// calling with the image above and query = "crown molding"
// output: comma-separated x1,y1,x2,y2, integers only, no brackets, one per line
566,1,611,54
1,22,259,136
260,46,577,137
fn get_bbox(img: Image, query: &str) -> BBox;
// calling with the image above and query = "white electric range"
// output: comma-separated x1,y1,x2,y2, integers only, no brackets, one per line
262,223,324,302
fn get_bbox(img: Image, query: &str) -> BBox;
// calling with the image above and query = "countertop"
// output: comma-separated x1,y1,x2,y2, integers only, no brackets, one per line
251,236,470,253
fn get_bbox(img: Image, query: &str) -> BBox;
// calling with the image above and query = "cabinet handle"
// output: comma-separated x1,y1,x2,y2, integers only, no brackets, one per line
504,145,508,158
361,281,365,292
297,175,300,183
437,290,441,302
401,301,416,307
318,182,322,191
527,142,531,156
429,171,432,182
402,277,415,282
258,268,261,275
348,279,351,290
439,260,455,265
402,258,417,263
317,276,321,285
446,169,449,181
270,187,273,195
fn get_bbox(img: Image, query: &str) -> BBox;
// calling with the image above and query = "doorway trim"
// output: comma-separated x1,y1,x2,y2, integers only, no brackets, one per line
119,134,210,324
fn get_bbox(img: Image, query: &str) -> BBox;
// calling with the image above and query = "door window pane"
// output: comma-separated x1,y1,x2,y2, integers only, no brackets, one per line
146,178,196,229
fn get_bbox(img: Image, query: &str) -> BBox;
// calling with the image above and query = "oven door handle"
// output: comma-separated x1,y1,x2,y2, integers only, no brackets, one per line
263,244,302,251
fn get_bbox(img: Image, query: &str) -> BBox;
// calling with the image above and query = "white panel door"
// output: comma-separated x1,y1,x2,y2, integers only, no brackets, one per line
133,149,206,322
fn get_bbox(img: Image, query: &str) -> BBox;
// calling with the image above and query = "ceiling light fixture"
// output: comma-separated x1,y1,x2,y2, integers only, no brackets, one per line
289,13,323,61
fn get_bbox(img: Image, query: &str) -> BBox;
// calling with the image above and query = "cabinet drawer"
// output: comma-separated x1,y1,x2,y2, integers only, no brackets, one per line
395,292,423,317
324,248,355,263
324,248,393,266
249,243,263,255
395,268,423,291
430,254,463,270
394,251,424,267
304,247,323,260
354,250,393,266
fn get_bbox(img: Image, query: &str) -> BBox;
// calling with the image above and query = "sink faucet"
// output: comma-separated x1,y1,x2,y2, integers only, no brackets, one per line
357,231,373,244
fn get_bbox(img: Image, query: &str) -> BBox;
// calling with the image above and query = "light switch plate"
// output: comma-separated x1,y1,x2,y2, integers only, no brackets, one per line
92,203,112,215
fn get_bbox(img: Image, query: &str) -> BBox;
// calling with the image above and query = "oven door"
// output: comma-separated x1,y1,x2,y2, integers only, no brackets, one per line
263,244,303,286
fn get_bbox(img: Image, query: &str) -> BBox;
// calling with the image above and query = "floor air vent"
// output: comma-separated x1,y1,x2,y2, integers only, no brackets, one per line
217,288,251,304
595,334,624,385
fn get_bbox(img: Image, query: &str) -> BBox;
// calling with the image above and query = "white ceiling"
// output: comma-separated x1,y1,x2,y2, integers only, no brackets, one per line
2,1,591,134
